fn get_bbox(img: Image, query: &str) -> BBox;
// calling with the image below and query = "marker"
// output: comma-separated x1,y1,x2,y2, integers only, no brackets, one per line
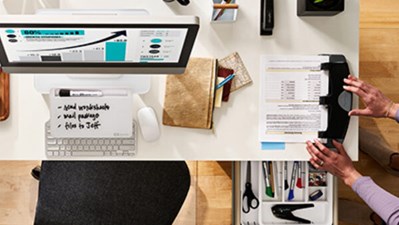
301,162,306,188
58,89,102,97
296,161,303,188
288,161,299,201
57,89,129,97
262,161,274,197
284,162,289,190
216,74,235,89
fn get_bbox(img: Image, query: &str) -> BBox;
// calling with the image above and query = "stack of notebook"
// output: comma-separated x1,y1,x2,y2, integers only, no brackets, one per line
162,54,252,129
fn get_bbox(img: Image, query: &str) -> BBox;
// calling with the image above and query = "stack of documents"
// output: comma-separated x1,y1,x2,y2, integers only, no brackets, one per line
259,55,329,144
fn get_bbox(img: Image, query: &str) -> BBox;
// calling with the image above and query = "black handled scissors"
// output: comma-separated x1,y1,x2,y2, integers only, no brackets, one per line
242,161,259,213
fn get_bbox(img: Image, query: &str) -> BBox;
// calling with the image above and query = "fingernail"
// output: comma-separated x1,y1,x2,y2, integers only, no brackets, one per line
343,85,348,89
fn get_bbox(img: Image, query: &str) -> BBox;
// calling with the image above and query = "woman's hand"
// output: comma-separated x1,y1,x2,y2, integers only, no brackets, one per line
306,139,362,187
343,75,398,118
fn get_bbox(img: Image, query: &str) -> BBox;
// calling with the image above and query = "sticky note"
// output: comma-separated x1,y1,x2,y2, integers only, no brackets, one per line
261,142,286,150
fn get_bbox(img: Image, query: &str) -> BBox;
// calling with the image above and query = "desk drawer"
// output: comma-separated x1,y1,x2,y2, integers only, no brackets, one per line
233,161,334,225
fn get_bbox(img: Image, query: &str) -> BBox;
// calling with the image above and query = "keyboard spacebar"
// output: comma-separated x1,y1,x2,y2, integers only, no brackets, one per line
72,151,104,156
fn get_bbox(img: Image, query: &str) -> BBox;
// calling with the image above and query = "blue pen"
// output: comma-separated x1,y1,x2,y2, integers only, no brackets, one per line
216,73,235,89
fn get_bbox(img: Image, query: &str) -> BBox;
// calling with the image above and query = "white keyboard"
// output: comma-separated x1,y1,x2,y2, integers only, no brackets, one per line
45,121,137,157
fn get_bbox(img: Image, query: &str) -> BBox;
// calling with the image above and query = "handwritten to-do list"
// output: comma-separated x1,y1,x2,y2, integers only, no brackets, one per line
57,103,110,130
50,89,133,138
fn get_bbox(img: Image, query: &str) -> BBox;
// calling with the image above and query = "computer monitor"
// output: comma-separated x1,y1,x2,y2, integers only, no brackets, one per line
0,12,199,93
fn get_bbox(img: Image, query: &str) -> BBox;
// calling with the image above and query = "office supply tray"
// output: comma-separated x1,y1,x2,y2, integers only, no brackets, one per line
0,70,9,121
237,161,333,225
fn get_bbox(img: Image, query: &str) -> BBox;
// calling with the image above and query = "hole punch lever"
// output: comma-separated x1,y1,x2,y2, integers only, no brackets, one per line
271,204,314,224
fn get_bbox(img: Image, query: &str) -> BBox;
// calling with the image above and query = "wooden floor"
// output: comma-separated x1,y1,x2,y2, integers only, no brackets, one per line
1,1,399,224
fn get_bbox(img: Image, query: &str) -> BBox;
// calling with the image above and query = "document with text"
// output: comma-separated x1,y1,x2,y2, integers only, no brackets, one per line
259,55,329,143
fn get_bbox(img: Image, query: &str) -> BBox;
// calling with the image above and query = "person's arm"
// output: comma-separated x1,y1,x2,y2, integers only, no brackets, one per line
306,140,399,224
353,176,399,225
343,75,399,122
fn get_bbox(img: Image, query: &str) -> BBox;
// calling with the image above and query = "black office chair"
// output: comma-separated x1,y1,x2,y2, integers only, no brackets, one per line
33,161,190,225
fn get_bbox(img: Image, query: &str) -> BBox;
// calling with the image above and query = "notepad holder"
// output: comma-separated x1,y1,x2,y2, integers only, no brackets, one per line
318,55,352,148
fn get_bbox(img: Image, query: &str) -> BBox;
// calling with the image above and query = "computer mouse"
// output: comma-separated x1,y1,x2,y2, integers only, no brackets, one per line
137,107,160,142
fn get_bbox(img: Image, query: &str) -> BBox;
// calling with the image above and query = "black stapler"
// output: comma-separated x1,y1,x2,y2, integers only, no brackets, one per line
318,54,352,148
260,0,274,35
271,204,314,224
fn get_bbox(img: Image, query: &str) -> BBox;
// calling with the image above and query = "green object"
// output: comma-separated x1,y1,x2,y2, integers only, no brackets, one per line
314,0,324,3
266,186,274,198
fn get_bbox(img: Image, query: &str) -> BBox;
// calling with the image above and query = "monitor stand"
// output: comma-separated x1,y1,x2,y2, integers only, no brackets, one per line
33,9,151,94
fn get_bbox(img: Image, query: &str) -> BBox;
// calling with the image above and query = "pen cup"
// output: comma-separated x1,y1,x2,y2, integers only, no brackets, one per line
211,0,238,23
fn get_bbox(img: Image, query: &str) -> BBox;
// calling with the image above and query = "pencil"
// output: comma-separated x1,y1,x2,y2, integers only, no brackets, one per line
213,3,239,9
213,0,232,21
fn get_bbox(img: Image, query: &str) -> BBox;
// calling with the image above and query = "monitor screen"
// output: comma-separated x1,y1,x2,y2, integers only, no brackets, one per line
0,15,199,74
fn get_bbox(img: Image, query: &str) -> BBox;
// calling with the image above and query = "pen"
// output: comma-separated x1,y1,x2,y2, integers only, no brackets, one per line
58,89,103,97
216,74,235,89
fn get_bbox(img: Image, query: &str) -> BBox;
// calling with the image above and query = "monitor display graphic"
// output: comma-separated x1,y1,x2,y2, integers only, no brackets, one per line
0,28,188,64
0,15,199,73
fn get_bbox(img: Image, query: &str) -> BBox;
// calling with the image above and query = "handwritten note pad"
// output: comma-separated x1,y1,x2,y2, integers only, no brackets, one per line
49,88,133,138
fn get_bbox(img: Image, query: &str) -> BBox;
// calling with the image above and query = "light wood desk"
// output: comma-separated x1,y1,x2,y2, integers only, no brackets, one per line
0,0,359,160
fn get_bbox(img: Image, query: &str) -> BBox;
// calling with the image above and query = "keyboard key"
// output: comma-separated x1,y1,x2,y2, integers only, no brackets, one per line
120,145,135,151
47,139,57,145
72,151,104,156
47,146,59,151
122,140,135,145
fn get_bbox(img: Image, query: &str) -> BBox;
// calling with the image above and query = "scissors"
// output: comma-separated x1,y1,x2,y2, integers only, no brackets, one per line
242,161,259,213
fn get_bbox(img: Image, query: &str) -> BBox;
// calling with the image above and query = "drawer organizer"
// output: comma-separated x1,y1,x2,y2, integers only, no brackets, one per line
237,161,333,225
